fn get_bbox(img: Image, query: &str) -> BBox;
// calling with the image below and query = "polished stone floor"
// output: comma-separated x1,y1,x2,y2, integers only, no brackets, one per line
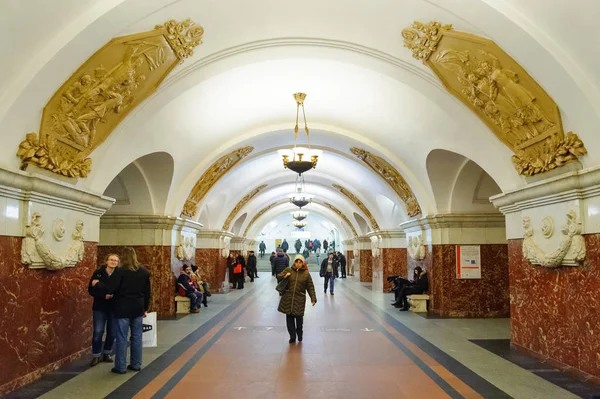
6,262,599,399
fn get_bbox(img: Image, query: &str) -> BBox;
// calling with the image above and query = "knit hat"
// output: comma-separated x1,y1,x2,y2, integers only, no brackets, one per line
293,254,305,263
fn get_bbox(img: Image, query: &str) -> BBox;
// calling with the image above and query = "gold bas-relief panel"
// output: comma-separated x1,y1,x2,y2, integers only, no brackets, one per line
402,21,587,176
16,19,204,178
320,201,358,237
350,148,422,217
332,184,379,230
222,184,268,231
182,146,254,218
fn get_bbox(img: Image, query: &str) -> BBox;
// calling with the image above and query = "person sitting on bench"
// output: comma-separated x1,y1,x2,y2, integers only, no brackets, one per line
392,267,428,311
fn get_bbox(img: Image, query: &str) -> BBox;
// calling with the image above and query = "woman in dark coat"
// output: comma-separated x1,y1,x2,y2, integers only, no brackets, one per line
226,253,236,288
88,253,119,366
277,254,317,343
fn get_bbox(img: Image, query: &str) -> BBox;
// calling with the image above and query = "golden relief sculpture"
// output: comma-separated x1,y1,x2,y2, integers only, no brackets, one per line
320,201,358,237
350,148,421,217
17,19,204,178
402,21,587,176
222,184,268,231
332,184,380,230
181,146,254,218
242,201,284,237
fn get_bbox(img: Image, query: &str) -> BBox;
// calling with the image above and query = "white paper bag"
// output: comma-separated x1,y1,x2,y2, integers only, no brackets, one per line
142,312,157,348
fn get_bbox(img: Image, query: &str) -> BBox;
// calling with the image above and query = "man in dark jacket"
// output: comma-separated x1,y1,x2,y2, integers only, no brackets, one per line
395,266,429,311
281,239,289,252
336,252,347,278
273,248,290,276
177,264,202,313
259,241,266,258
319,253,338,295
247,251,258,281
269,251,276,276
323,239,328,252
88,256,118,366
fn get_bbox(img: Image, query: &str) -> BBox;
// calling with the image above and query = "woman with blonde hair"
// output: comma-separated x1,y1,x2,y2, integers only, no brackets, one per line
108,247,151,374
277,254,317,343
88,253,119,366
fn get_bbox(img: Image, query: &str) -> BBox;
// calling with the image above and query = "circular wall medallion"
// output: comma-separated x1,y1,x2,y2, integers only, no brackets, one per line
541,216,555,238
52,219,66,241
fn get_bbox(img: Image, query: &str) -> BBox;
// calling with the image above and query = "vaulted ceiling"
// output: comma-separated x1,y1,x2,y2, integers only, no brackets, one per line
2,0,598,239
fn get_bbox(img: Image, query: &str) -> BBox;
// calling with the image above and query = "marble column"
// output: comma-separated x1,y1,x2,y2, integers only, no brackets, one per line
492,167,600,380
367,231,407,292
195,230,233,293
355,237,372,282
98,215,202,318
0,167,113,396
400,214,509,317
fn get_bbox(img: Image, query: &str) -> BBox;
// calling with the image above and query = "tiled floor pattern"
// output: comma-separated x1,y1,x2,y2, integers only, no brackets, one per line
5,271,600,399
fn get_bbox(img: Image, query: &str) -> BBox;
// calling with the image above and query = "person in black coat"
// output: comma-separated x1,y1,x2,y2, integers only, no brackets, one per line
107,247,151,374
247,251,258,281
88,253,119,367
395,266,429,311
281,239,289,251
319,253,338,295
269,251,276,276
177,264,203,313
336,252,347,278
272,248,290,277
233,254,246,289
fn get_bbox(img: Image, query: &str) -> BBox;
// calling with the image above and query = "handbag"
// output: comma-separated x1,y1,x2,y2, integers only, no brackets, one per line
276,277,289,296
233,262,242,274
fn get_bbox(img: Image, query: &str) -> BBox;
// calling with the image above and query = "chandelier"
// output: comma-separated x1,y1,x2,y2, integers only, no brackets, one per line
288,174,313,208
291,210,308,221
293,220,308,229
277,93,323,175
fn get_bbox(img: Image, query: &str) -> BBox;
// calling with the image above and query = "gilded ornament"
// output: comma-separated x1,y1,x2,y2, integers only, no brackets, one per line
181,146,254,218
222,184,268,231
321,201,358,237
402,20,587,176
350,148,421,217
16,19,204,178
332,184,379,230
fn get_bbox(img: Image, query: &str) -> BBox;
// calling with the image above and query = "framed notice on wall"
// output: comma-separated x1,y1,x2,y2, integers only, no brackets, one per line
456,245,481,279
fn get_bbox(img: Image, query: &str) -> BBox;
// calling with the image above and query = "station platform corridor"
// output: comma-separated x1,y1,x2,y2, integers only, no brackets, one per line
7,269,599,399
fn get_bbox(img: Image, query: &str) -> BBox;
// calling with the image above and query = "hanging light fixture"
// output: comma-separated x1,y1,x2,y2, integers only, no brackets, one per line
293,220,308,229
288,174,314,208
277,93,323,175
291,210,308,221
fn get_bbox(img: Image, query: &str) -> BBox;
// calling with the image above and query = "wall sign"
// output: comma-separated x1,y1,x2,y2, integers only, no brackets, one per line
456,245,481,279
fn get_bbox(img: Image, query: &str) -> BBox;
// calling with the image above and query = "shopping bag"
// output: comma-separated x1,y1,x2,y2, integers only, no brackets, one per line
142,312,157,348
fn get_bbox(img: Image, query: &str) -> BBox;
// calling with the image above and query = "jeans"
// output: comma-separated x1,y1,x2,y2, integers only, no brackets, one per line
286,315,303,340
186,292,203,310
92,310,114,356
324,273,334,293
114,316,143,372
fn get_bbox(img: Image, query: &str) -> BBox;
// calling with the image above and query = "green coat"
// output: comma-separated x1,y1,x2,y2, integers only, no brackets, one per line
277,266,317,316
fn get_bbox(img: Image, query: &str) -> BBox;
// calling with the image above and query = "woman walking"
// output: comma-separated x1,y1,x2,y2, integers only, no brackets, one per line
108,247,151,374
277,254,317,343
88,253,119,366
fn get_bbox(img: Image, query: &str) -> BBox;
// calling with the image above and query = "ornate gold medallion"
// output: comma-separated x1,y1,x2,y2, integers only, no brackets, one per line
402,21,587,176
17,19,204,178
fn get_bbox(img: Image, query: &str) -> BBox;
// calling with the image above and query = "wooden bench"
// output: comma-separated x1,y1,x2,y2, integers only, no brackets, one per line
175,295,191,314
407,294,429,313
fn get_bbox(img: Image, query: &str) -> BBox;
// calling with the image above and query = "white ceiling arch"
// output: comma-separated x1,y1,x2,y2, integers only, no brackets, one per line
2,0,599,224
244,202,354,240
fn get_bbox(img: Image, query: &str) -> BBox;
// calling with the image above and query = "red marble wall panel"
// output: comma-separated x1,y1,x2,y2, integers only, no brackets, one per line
98,245,175,318
195,248,226,293
359,249,372,282
509,237,600,379
0,238,97,396
381,248,407,291
429,244,509,318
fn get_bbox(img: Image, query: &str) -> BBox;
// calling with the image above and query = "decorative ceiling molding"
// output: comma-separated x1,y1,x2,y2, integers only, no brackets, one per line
332,183,379,230
222,184,268,231
319,201,358,237
181,146,254,218
16,19,204,178
402,20,587,177
241,199,359,238
350,147,421,217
